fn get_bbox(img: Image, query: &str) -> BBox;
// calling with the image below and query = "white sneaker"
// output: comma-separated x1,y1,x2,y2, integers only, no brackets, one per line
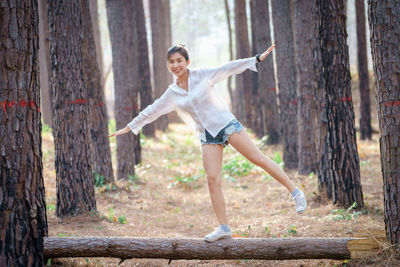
204,227,232,242
293,190,307,213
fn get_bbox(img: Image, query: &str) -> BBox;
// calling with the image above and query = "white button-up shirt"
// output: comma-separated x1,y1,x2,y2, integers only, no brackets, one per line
127,56,259,141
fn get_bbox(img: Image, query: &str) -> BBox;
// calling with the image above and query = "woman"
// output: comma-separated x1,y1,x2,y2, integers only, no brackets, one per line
109,44,307,242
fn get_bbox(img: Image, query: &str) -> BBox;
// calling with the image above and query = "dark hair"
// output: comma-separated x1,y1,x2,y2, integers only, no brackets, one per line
167,44,189,61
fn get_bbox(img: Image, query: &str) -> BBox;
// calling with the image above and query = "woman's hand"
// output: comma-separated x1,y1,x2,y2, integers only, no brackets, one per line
259,44,276,61
109,126,130,137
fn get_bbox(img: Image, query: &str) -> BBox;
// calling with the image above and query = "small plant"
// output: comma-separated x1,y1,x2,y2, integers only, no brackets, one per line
168,173,202,189
128,174,139,183
223,155,254,178
330,202,362,221
287,225,297,235
46,204,55,211
118,215,127,224
93,171,105,187
273,152,285,169
42,123,52,133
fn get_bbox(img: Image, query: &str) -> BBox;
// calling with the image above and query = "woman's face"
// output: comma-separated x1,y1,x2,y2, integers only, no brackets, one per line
167,52,190,77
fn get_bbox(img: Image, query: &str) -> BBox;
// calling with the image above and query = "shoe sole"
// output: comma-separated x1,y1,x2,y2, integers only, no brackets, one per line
204,234,232,242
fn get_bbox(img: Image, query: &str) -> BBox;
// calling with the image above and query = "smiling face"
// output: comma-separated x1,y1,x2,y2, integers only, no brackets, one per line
167,52,190,77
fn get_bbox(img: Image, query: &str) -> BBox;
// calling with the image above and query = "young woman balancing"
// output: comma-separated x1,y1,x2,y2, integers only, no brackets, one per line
109,44,307,242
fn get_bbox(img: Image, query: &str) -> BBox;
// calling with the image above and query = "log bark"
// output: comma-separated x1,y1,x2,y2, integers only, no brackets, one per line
43,237,381,261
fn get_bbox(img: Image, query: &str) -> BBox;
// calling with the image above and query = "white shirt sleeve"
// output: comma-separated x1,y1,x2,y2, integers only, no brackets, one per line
126,88,175,135
201,56,259,85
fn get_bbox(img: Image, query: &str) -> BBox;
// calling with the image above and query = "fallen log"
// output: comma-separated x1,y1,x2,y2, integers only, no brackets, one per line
44,236,382,262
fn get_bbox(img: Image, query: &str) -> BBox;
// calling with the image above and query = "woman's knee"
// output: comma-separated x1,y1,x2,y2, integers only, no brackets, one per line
207,174,221,190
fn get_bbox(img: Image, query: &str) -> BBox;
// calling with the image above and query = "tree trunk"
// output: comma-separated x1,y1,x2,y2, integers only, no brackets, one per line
0,1,48,265
136,0,155,139
356,0,372,140
89,0,105,91
368,0,400,246
234,0,252,126
82,1,115,184
224,0,234,108
38,0,53,127
150,0,171,132
319,0,364,208
43,237,381,261
48,0,97,217
292,0,319,175
250,0,279,143
271,0,298,169
106,0,140,178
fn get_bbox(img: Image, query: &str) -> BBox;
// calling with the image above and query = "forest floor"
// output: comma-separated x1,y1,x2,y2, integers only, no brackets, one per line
42,79,399,267
42,122,399,267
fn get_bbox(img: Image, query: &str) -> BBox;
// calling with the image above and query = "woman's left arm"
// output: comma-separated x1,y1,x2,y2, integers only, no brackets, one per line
203,44,275,85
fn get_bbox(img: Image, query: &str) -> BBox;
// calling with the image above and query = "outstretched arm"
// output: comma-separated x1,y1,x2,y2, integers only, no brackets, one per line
203,44,275,85
109,88,175,137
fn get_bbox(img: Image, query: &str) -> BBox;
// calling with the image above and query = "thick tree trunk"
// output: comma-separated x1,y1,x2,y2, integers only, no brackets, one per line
368,0,400,246
136,0,155,139
48,0,97,217
319,0,364,208
224,0,234,108
43,237,381,261
271,0,298,168
81,1,115,184
0,1,48,265
292,0,319,175
150,0,171,132
250,0,279,143
106,0,139,178
234,0,252,126
356,0,372,140
38,0,53,127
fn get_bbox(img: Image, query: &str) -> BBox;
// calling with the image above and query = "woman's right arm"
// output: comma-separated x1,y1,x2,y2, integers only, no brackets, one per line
109,88,175,137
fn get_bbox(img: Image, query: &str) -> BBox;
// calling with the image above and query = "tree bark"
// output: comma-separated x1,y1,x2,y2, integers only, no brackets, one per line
43,237,381,261
106,0,140,178
368,0,400,246
224,0,234,109
319,0,364,208
356,0,372,140
89,0,105,91
250,0,279,144
234,0,252,126
0,1,48,265
150,0,171,132
38,0,53,127
48,0,97,217
82,1,115,184
136,0,155,139
292,0,319,175
271,0,298,168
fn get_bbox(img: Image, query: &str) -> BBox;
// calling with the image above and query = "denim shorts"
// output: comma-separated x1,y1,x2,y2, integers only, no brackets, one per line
200,119,244,147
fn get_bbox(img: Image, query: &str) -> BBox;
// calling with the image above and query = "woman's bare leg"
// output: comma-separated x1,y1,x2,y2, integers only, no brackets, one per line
201,143,227,225
228,128,297,193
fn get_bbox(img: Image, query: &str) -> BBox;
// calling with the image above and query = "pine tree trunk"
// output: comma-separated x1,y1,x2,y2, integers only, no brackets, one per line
250,0,279,143
368,0,400,246
234,0,252,126
89,0,105,90
38,0,53,127
150,0,170,132
356,0,372,140
0,1,48,265
292,0,319,175
81,1,115,184
48,0,97,216
136,0,156,138
224,0,234,108
319,0,363,208
271,0,298,168
106,0,140,178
